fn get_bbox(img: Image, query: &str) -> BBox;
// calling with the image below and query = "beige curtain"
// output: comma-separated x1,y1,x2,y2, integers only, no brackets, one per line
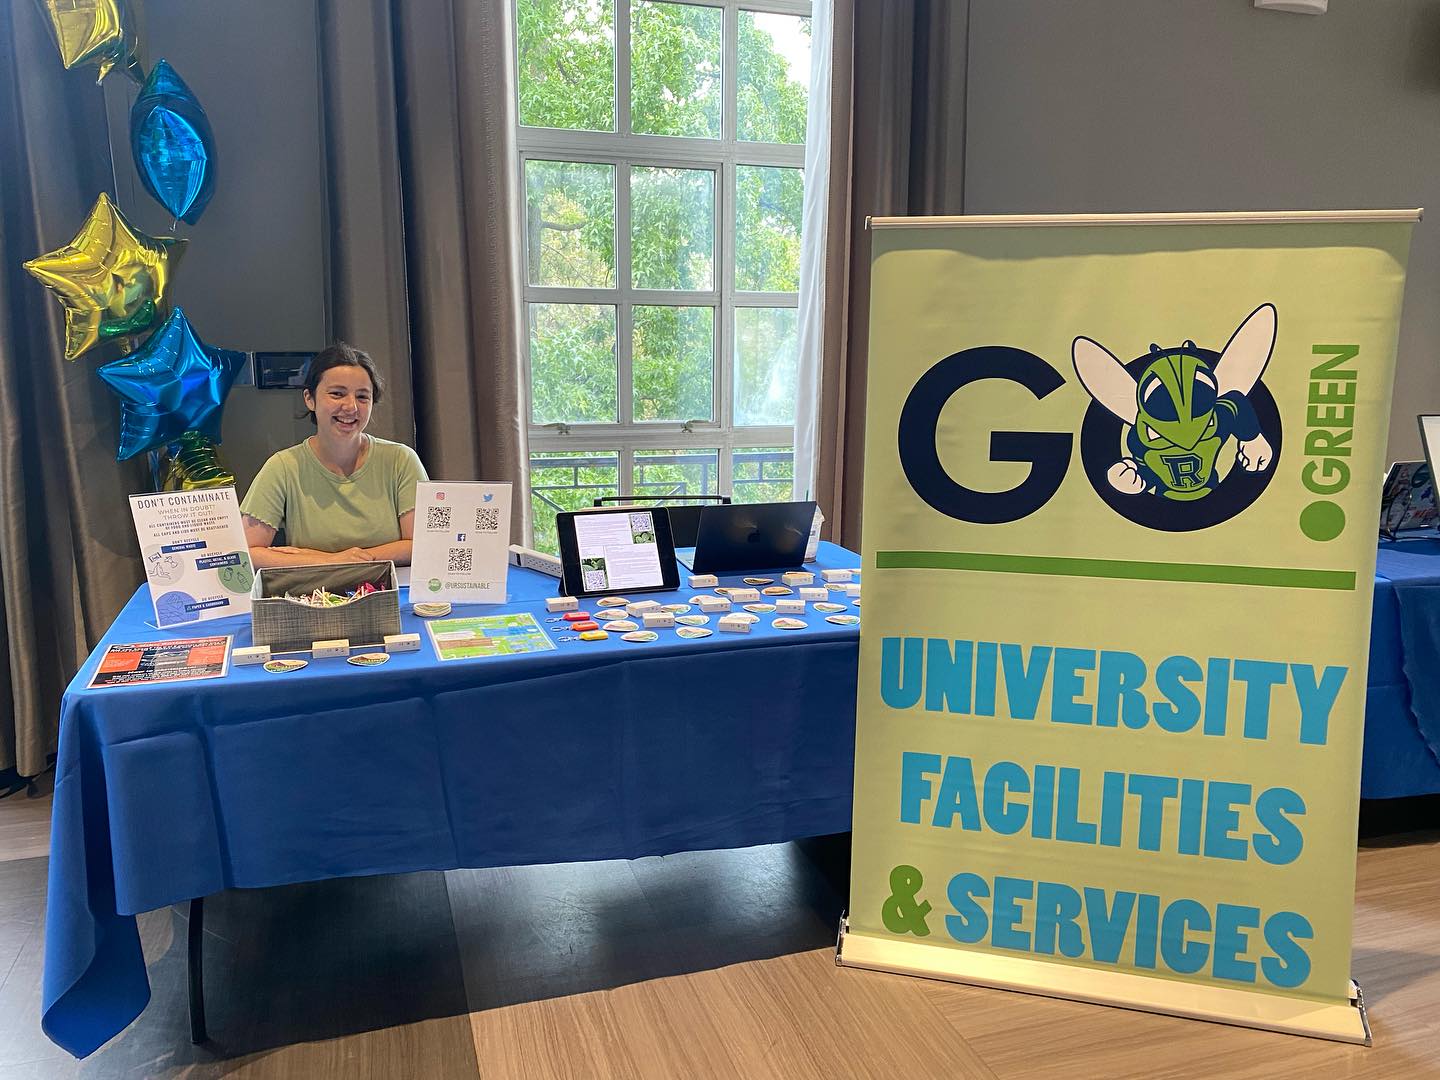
0,6,148,779
320,0,529,541
813,0,969,549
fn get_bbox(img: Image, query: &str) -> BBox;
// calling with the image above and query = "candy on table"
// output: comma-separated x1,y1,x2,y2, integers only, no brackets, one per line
688,574,718,588
642,611,676,628
798,587,827,602
697,595,731,613
776,598,806,614
717,614,751,634
727,588,761,603
546,596,579,613
284,585,375,607
845,583,861,597
782,571,814,586
821,569,852,583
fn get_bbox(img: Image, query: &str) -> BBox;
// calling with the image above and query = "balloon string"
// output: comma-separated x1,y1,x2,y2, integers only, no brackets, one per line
147,447,163,493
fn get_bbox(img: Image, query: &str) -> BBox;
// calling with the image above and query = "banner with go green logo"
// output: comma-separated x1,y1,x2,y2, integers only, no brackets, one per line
838,211,1417,1043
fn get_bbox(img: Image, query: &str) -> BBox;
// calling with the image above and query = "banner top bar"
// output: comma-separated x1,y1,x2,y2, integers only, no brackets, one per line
867,209,1423,229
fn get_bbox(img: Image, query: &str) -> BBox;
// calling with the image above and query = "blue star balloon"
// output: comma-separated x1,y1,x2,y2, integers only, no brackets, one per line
130,60,216,224
98,308,245,460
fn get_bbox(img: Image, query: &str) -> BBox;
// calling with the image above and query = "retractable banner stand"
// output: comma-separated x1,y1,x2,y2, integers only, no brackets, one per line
838,211,1418,1043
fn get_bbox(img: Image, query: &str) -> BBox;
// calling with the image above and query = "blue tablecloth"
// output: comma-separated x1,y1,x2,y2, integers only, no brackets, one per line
42,539,1440,1057
1363,541,1440,798
42,544,863,1058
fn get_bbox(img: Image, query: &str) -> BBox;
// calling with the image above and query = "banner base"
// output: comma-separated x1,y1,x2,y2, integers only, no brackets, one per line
835,915,1370,1046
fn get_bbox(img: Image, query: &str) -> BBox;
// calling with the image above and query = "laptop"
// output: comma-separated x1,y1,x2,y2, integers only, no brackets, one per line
678,501,817,574
642,504,706,549
592,497,728,549
1379,461,1440,540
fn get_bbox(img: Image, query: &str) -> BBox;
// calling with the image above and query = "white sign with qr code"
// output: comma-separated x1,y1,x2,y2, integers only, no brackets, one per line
409,482,512,605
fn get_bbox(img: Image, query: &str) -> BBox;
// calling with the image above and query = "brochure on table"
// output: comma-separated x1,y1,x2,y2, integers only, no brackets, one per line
88,636,231,688
129,488,253,628
426,612,555,660
410,481,511,604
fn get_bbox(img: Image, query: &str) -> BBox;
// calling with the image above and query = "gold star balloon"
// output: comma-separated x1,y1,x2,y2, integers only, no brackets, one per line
24,193,185,360
163,432,235,491
35,0,143,84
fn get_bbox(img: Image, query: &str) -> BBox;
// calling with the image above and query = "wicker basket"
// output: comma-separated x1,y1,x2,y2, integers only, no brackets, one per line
250,562,400,652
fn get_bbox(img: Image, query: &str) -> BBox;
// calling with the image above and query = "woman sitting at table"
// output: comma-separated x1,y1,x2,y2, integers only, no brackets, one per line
242,342,428,567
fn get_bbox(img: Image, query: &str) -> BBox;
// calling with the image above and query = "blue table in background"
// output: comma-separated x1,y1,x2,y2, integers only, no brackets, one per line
43,543,864,1058
41,539,1440,1057
1364,541,1440,799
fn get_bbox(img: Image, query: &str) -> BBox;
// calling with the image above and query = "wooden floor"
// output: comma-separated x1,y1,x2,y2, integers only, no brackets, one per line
1,784,1438,1079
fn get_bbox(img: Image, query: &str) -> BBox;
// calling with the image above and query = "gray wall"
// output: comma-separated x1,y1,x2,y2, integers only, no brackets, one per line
103,0,329,492
962,0,1440,461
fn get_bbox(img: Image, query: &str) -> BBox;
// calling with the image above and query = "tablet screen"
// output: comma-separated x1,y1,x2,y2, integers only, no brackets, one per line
573,510,665,592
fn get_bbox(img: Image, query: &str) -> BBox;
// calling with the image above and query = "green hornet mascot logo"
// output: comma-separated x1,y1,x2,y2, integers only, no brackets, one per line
1074,304,1281,530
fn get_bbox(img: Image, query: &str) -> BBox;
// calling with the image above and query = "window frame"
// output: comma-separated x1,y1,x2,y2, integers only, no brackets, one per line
516,0,811,537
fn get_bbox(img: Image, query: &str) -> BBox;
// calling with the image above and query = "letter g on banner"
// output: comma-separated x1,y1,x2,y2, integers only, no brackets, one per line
898,346,1073,523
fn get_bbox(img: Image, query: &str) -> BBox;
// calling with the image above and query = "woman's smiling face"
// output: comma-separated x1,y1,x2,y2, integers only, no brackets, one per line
306,364,373,438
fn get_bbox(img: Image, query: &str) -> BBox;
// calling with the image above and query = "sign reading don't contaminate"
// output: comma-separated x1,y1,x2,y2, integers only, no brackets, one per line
838,211,1417,1043
129,486,253,627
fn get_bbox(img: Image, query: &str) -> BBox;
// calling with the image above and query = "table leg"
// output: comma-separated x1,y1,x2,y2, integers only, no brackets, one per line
188,897,208,1044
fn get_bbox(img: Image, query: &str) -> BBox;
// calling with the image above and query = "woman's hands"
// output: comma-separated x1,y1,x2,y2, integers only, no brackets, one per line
262,545,375,565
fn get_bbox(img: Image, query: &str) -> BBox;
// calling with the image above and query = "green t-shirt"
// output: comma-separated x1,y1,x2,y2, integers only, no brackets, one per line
241,435,428,552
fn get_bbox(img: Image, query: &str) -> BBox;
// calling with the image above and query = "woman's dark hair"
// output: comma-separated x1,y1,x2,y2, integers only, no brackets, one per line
300,342,384,424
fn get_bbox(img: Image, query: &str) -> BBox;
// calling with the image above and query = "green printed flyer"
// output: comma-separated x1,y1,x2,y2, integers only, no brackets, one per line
426,612,556,660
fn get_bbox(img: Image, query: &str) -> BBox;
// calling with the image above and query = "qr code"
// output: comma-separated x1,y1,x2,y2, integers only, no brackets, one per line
447,547,473,573
426,506,452,531
583,569,607,591
475,506,500,532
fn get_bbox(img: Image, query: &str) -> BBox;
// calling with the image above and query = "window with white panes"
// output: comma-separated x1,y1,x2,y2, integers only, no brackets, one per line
516,0,813,552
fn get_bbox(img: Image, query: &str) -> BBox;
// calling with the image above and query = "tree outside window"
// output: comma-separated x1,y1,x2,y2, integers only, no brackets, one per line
517,0,812,551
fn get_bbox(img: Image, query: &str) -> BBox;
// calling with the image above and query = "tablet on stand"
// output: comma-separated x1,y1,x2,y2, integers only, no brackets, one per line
555,506,681,598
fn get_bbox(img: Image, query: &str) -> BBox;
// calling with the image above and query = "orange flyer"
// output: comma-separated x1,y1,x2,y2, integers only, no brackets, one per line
87,636,231,689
